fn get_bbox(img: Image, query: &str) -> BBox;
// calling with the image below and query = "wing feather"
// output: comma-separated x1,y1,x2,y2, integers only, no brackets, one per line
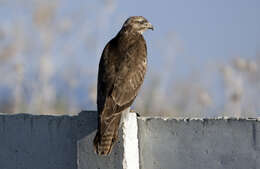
111,40,147,106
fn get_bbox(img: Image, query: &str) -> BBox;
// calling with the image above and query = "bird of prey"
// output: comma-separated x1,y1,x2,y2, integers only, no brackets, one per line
93,16,153,155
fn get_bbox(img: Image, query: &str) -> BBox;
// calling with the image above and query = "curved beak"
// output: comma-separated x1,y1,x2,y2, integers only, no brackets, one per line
146,22,154,31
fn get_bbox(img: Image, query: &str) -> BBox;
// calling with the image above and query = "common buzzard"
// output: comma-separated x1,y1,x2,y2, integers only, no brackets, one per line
94,16,153,155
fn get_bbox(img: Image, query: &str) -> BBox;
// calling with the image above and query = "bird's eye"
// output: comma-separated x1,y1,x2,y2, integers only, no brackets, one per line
140,21,145,24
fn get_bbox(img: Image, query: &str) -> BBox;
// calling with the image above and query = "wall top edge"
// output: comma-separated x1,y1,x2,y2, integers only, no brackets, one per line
0,110,98,117
0,111,259,122
137,116,260,122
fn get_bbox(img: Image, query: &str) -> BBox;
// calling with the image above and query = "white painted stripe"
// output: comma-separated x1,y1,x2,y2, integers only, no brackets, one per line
122,112,139,169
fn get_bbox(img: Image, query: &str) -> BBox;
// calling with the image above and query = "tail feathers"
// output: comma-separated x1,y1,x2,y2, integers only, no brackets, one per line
93,130,115,155
93,115,121,156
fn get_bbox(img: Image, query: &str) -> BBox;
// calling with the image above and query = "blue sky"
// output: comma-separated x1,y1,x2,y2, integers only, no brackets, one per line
2,0,257,75
109,0,259,70
0,0,259,115
0,0,258,74
105,0,259,114
89,1,248,70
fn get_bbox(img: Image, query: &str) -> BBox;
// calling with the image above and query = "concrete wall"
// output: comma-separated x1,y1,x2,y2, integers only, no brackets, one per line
138,117,260,169
0,112,259,169
0,113,77,169
77,111,125,169
0,112,129,169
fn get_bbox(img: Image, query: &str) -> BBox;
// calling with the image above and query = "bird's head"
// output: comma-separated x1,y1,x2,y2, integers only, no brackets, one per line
122,16,154,34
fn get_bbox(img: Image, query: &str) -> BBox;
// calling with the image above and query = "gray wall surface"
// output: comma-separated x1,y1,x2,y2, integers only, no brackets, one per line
0,114,77,169
0,112,124,169
77,111,124,169
138,117,260,169
1,112,260,169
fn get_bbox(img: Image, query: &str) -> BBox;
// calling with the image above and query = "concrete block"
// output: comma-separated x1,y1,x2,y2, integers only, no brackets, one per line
1,112,259,169
0,111,139,169
77,111,124,169
77,111,139,169
138,117,260,169
0,114,77,169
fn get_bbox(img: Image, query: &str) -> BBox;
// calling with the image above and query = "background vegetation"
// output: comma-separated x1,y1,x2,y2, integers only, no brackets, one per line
0,0,259,117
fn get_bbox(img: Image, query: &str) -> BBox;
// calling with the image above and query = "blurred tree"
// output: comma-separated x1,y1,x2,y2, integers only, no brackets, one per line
0,0,258,117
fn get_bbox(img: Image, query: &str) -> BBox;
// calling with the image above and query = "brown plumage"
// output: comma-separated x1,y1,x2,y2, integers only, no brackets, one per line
93,16,153,155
